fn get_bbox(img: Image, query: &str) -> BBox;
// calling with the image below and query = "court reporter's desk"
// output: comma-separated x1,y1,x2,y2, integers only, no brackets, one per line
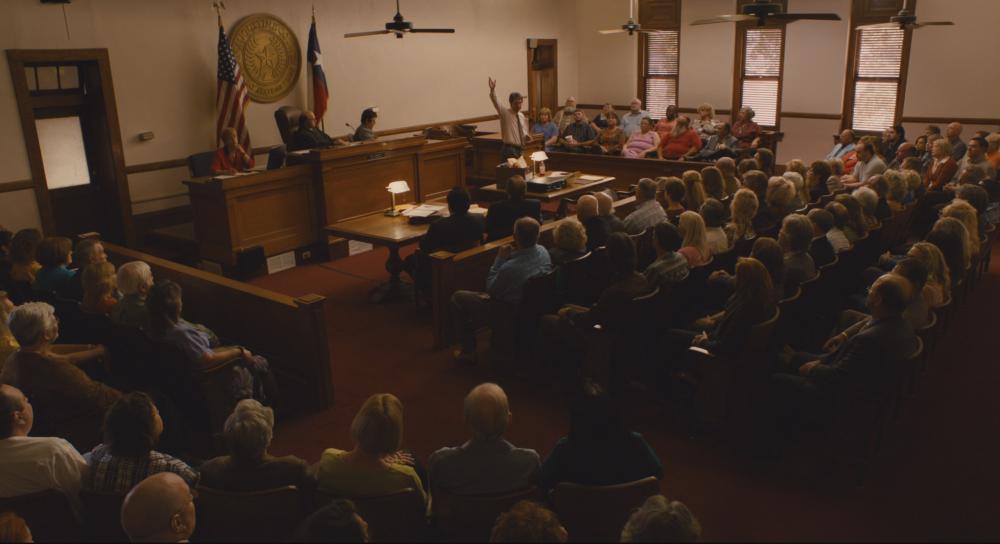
184,135,468,274
477,174,617,203
429,196,639,348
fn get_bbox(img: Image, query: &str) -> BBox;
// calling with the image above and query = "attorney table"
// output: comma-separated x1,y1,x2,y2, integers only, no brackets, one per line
477,173,617,203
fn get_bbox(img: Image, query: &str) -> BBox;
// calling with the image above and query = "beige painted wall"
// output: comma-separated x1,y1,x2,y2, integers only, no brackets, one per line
0,0,579,230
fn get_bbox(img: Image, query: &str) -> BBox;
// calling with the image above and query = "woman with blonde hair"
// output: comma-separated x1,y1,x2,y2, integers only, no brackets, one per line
531,107,559,152
907,242,950,306
941,200,981,257
765,177,797,220
883,169,908,212
681,170,707,213
81,261,118,315
929,217,971,275
835,194,869,240
725,188,758,245
212,126,254,175
700,166,726,201
782,171,807,209
677,211,709,266
716,157,740,196
548,220,588,266
692,103,719,140
316,393,425,503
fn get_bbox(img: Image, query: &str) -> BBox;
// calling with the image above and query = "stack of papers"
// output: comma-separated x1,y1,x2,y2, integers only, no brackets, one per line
578,175,605,183
402,204,446,218
213,171,259,180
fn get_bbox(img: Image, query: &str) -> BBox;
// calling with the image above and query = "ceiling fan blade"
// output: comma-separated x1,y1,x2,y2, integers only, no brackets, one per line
913,21,955,28
769,12,842,21
599,29,627,34
690,14,756,26
409,28,456,33
637,28,669,34
855,22,899,30
344,30,391,38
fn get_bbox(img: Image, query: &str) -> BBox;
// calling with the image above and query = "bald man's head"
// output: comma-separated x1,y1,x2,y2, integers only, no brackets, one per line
464,383,511,441
121,473,196,543
867,273,910,318
595,192,614,217
577,195,598,222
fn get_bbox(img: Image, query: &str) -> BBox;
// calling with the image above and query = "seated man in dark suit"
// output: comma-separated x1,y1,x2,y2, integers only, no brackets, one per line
484,176,542,242
290,111,348,151
576,195,609,251
404,186,484,294
769,273,918,433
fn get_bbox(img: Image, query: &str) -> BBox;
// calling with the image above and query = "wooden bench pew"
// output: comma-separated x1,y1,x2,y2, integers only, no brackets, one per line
429,197,638,348
544,152,714,190
103,243,334,412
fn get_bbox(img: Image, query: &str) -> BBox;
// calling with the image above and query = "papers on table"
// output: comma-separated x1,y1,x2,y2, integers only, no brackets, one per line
578,174,605,183
402,204,446,218
288,149,311,156
212,171,259,180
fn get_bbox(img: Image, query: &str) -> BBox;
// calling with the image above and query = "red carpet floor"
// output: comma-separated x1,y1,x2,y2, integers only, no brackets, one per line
250,243,1000,541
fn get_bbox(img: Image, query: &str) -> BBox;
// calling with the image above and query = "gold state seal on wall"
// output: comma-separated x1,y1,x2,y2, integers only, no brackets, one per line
229,14,301,103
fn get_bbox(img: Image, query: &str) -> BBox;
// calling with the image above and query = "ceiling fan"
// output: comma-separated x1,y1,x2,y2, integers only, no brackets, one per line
691,0,840,26
856,1,953,31
344,0,455,39
599,0,667,36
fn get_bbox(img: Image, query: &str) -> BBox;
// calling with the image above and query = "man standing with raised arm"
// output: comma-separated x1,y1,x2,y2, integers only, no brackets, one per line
489,77,531,162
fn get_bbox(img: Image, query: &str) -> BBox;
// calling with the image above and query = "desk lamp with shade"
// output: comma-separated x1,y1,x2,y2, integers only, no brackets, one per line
531,151,549,178
385,180,410,216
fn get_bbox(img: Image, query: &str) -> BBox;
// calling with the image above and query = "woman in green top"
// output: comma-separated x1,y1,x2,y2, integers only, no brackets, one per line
316,393,426,504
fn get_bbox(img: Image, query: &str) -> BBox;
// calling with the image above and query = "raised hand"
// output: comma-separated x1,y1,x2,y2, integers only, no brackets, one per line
488,77,496,92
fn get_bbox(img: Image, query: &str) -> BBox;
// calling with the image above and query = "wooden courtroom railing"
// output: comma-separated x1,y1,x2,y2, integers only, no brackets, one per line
429,197,639,348
103,243,334,412
544,152,713,189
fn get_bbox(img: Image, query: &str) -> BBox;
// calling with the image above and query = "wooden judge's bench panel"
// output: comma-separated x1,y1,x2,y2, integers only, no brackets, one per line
469,133,542,185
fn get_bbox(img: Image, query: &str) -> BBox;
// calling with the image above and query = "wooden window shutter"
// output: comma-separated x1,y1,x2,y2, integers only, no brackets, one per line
739,27,784,127
638,0,681,31
844,0,912,131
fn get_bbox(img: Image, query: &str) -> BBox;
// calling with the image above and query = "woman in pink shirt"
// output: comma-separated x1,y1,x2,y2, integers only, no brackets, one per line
622,118,660,159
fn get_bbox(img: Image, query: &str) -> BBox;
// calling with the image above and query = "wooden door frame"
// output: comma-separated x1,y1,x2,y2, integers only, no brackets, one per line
6,48,135,246
526,38,558,123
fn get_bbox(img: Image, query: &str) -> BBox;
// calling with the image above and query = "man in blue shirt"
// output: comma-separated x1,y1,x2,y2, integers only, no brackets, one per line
620,98,650,138
451,217,552,365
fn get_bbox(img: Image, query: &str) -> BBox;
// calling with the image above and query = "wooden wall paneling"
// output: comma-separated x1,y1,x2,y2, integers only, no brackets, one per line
227,169,319,259
416,138,468,201
6,51,56,234
468,134,542,184
320,153,420,223
103,243,334,411
186,181,235,265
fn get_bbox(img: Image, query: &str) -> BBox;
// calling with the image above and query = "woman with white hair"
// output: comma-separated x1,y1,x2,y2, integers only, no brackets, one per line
200,399,316,493
111,260,154,330
782,171,807,209
0,302,118,450
692,103,719,141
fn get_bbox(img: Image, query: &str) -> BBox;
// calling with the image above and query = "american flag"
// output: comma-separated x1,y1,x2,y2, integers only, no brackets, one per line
216,24,251,150
307,17,329,122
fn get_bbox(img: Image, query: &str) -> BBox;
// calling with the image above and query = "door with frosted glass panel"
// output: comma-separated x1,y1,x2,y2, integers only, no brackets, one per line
35,111,105,237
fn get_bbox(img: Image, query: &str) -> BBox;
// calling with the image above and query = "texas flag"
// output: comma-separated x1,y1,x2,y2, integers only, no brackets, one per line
307,17,329,122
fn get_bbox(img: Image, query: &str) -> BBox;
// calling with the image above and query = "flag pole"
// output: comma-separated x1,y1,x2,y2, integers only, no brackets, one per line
312,4,325,132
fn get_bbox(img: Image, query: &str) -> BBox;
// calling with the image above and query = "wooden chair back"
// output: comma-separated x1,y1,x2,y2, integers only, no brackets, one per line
80,490,127,542
550,477,660,542
194,485,304,542
0,489,80,542
347,488,428,542
433,486,541,542
629,228,657,271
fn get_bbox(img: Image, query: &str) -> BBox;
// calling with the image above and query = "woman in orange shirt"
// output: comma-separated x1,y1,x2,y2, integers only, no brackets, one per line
212,127,255,175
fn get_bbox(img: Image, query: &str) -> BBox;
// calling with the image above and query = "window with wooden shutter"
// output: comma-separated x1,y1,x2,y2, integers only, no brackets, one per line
843,0,912,132
637,0,681,118
735,26,785,128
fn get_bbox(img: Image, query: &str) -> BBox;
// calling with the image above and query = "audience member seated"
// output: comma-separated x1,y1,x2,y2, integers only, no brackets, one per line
783,171,807,210
807,210,837,267
485,176,542,242
531,107,559,152
925,138,958,192
589,103,619,130
927,218,971,286
907,242,950,307
656,116,702,160
621,98,650,138
120,472,197,543
694,122,737,162
842,140,886,189
941,200,981,257
868,176,893,220
741,170,768,206
659,177,687,222
318,393,425,502
200,399,315,494
0,303,114,450
624,179,667,235
677,212,709,267
593,114,625,155
541,382,662,489
692,103,720,141
595,192,626,234
554,97,578,134
429,383,539,496
826,129,857,160
61,238,108,301
0,384,89,505
622,117,660,159
725,189,759,246
851,187,881,230
32,237,74,294
987,133,1000,171
452,217,551,364
291,110,348,151
738,158,760,178
645,222,690,288
212,127,255,175
880,124,907,160
0,512,31,543
716,157,740,196
806,160,833,203
112,261,154,331
0,293,16,369
682,171,707,213
557,110,597,153
84,392,197,493
779,214,817,292
575,195,609,252
888,142,917,171
824,202,855,249
770,274,918,432
147,280,275,405
953,136,997,183
835,194,869,241
700,200,730,256
945,122,966,162
755,148,776,177
892,258,932,329
353,107,378,142
763,177,796,225
700,167,727,202
490,500,567,543
955,184,991,236
548,220,588,267
405,187,484,293
81,261,118,316
654,105,680,141
713,238,786,304
8,229,42,284
292,498,370,543
620,494,702,543
731,107,760,151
